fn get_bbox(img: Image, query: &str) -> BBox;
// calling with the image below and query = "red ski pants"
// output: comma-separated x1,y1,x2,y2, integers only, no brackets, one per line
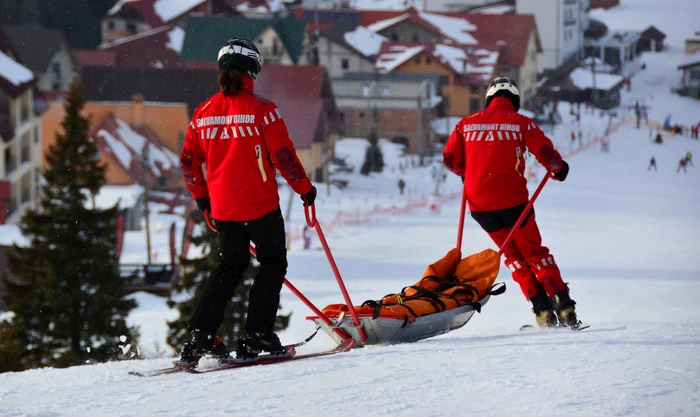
471,204,566,300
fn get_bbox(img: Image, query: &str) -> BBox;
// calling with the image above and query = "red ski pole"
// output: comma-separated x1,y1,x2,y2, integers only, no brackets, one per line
456,178,468,251
305,203,368,343
203,209,352,342
497,173,551,255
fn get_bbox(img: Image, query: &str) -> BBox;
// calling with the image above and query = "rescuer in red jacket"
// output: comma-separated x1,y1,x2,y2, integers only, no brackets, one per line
179,38,317,363
443,77,580,329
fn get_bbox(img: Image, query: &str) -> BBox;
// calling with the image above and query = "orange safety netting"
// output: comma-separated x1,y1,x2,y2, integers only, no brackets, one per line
321,248,500,319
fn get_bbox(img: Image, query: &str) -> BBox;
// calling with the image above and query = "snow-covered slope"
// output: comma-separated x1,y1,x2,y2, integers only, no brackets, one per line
1,118,698,416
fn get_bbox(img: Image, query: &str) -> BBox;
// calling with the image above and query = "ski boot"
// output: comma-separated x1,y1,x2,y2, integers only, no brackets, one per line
236,332,287,359
529,292,558,328
176,330,229,366
551,288,581,329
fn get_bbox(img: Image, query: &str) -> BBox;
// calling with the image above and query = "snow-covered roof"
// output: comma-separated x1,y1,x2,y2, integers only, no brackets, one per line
569,67,625,91
108,0,140,15
236,0,288,14
417,11,477,45
432,44,497,80
91,114,179,181
376,44,425,73
677,51,700,69
153,0,206,23
471,4,514,14
367,13,410,33
166,26,184,53
343,26,388,57
0,50,34,87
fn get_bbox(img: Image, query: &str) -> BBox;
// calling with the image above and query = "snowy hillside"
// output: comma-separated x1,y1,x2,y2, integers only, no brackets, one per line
2,0,700,415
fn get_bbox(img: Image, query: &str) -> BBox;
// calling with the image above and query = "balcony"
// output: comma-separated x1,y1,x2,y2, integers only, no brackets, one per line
564,17,578,26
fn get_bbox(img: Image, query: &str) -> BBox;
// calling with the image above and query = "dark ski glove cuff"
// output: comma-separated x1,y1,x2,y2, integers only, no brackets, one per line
195,197,211,212
301,186,317,206
552,161,569,181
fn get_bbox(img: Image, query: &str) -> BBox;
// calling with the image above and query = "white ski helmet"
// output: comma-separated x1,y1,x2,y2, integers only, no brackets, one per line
217,38,262,80
485,76,520,111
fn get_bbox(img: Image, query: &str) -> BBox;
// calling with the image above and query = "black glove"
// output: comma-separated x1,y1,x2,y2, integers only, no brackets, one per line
195,197,210,212
301,186,317,206
552,161,569,181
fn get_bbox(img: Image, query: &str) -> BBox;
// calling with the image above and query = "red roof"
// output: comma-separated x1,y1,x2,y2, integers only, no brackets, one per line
90,113,181,184
73,49,117,67
360,8,538,67
98,25,182,68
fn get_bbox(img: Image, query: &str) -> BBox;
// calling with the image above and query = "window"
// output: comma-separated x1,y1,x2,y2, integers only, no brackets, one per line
470,85,480,94
604,46,620,66
341,58,349,70
339,112,345,125
412,33,420,42
107,20,115,30
272,39,279,55
691,70,700,81
362,84,370,97
470,98,480,114
34,126,39,144
382,86,391,96
20,132,30,164
20,172,31,204
126,22,136,34
391,32,398,41
20,93,30,124
426,56,431,64
359,112,365,119
414,56,421,64
4,144,15,176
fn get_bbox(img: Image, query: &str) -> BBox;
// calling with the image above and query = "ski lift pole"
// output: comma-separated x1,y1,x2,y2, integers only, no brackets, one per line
203,210,352,342
305,203,368,343
498,173,551,255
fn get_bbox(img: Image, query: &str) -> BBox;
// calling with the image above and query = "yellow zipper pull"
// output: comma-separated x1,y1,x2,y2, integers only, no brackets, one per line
255,144,268,182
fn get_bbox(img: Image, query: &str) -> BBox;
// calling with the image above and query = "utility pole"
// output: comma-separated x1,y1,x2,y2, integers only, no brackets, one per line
141,143,152,265
322,111,330,196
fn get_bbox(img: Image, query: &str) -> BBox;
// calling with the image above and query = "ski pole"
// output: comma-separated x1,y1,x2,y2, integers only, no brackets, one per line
456,177,468,251
203,209,352,342
498,173,551,255
305,203,368,343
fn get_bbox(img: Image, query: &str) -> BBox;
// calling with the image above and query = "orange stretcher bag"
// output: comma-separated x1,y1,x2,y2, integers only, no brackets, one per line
321,248,500,319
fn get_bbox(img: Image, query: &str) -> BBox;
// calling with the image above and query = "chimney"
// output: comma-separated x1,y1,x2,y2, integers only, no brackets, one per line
131,94,144,126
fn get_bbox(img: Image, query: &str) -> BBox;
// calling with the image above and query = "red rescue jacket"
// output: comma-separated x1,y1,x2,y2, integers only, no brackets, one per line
443,97,563,212
181,76,312,222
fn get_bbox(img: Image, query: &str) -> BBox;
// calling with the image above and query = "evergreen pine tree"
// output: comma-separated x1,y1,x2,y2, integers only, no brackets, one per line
360,130,385,175
0,84,137,372
167,211,290,352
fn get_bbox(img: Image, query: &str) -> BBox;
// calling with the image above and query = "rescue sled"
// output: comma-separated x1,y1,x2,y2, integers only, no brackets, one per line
305,245,505,346
307,284,505,346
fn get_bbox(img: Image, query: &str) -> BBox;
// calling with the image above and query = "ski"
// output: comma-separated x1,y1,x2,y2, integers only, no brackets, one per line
186,338,357,374
519,324,590,332
128,339,356,378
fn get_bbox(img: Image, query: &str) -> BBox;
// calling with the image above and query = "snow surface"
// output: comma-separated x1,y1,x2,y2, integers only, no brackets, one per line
153,0,206,23
2,112,699,415
589,0,700,49
343,26,388,57
0,50,34,86
570,67,626,90
2,2,700,414
166,26,185,53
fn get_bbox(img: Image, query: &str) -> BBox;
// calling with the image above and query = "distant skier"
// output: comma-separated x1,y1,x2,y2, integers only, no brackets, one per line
443,77,580,329
685,151,693,167
647,156,657,171
677,158,687,174
303,225,312,250
179,38,317,363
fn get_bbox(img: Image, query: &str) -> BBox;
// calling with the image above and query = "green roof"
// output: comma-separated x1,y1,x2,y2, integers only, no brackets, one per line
180,16,308,64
